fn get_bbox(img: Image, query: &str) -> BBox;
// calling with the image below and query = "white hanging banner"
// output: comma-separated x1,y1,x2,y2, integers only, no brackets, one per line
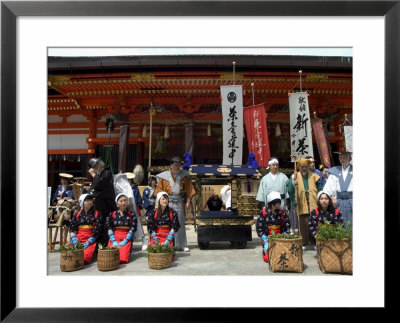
344,125,353,152
289,92,313,161
220,85,243,165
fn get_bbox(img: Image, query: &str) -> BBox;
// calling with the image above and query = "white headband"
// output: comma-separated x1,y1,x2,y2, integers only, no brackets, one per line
317,191,330,200
268,158,279,165
156,191,169,205
78,194,91,209
115,193,128,204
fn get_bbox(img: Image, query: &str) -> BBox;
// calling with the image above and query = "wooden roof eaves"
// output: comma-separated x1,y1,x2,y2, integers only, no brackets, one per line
48,55,352,71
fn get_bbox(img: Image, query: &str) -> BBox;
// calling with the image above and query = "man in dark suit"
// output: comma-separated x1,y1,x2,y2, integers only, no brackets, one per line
88,157,116,246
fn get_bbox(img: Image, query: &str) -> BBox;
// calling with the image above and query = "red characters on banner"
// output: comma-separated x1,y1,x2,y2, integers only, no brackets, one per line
243,104,271,167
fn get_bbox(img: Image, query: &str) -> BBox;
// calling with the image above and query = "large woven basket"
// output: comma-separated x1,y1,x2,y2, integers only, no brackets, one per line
316,239,352,274
60,249,84,272
268,237,303,273
148,252,173,270
97,248,120,271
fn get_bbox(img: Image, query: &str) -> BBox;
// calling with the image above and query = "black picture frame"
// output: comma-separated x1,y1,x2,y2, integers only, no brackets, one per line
1,1,397,321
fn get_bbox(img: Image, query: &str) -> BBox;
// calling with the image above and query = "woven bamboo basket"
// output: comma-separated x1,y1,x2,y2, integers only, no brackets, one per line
97,248,120,271
148,252,173,270
316,239,352,274
60,249,84,272
268,237,303,273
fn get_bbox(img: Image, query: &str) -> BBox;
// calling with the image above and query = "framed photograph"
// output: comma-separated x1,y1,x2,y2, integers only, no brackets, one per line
1,1,397,320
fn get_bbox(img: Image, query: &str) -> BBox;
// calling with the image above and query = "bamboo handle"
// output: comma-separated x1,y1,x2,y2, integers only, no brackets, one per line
290,154,298,215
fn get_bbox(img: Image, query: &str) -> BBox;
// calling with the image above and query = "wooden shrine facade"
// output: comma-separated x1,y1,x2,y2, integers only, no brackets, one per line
48,54,352,185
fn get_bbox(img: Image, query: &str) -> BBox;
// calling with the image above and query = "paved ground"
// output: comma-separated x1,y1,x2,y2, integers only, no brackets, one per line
48,224,336,276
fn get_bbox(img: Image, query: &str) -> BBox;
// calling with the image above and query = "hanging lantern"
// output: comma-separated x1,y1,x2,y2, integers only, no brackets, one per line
63,154,67,161
207,123,211,137
142,125,147,138
49,155,52,162
164,124,170,139
77,155,81,162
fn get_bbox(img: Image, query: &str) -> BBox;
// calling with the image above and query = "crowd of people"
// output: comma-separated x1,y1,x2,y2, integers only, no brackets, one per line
51,156,195,265
51,150,352,266
255,151,352,261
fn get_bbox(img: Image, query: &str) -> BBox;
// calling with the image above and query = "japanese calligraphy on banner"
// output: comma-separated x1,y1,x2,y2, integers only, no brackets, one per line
344,125,353,152
312,119,332,168
289,92,313,161
243,103,270,167
220,85,243,165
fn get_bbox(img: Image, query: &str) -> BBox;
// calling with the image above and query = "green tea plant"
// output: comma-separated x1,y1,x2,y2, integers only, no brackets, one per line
315,220,352,241
98,244,118,251
146,242,175,257
269,231,301,241
59,242,84,254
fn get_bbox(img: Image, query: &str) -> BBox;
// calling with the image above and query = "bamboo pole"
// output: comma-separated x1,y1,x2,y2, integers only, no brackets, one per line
232,61,236,85
290,154,300,235
148,101,154,170
251,82,255,105
290,154,298,198
48,226,53,252
299,70,303,92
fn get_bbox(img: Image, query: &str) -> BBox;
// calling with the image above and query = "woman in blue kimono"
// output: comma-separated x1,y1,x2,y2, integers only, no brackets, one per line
52,173,74,205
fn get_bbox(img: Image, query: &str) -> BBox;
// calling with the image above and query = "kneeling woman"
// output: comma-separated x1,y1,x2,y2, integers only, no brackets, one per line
147,192,180,249
69,194,103,264
256,191,291,262
309,191,343,243
105,193,137,263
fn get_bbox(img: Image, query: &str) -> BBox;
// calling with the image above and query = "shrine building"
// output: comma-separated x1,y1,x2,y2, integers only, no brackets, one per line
48,54,352,189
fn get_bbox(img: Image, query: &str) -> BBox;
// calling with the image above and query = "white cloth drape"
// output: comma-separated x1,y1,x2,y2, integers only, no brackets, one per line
289,92,313,161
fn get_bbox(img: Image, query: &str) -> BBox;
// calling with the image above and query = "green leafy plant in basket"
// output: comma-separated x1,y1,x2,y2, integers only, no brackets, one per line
315,221,352,241
145,241,176,258
98,244,118,251
59,242,84,254
269,231,301,241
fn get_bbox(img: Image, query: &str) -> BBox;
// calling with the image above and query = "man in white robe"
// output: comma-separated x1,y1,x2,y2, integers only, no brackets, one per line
256,157,289,210
323,151,353,225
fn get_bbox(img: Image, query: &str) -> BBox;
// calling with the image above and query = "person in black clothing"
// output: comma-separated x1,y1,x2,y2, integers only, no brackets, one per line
147,191,180,247
69,194,103,264
256,191,291,262
308,191,344,245
105,193,138,263
88,157,116,247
